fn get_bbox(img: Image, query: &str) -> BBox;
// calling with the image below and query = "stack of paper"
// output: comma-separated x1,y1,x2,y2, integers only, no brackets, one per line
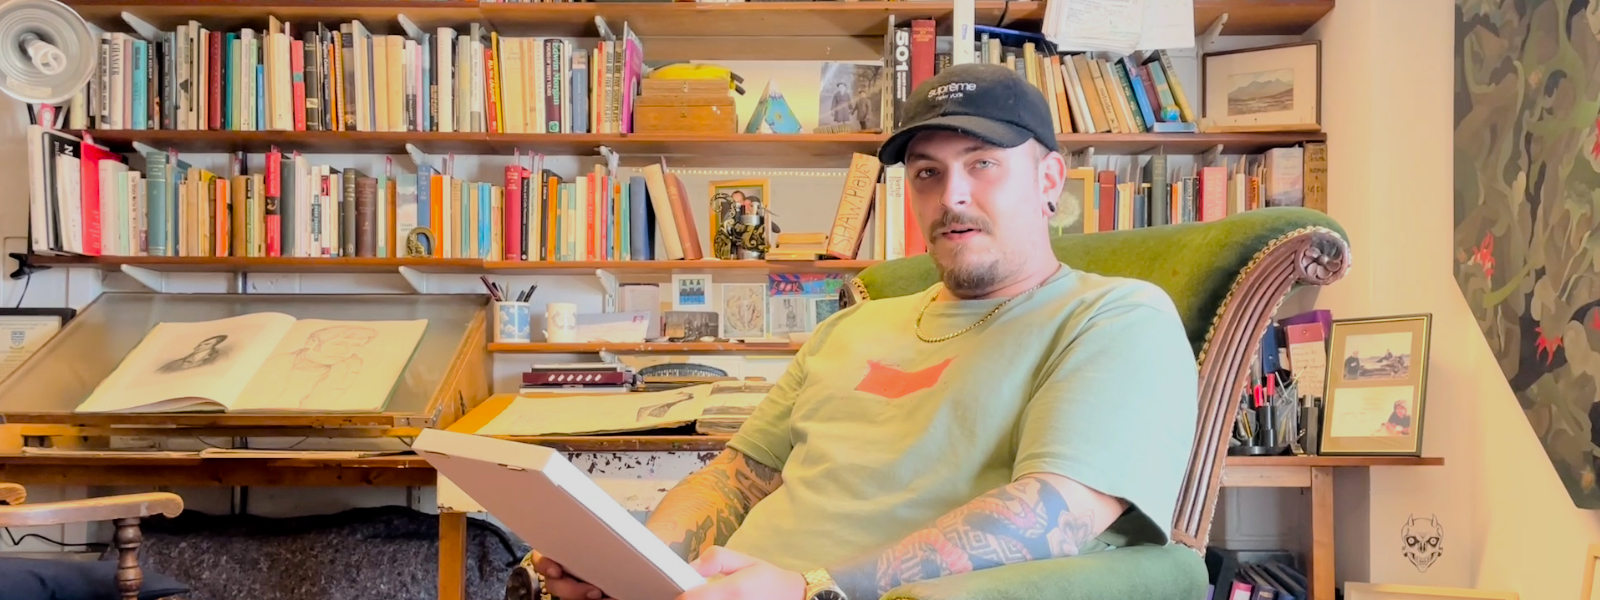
1043,0,1196,55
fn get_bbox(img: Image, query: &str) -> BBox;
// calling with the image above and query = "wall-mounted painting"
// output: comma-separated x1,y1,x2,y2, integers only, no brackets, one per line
1454,0,1600,508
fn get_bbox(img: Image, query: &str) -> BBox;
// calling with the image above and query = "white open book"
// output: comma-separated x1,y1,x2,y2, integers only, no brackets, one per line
412,429,706,600
75,312,427,413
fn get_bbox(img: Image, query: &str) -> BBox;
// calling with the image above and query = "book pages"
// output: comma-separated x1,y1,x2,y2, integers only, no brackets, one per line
76,312,297,413
229,318,426,412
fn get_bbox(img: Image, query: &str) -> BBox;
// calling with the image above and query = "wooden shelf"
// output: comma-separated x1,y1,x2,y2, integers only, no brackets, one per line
66,0,1332,38
27,254,880,275
489,341,802,353
66,0,484,36
482,1,1040,38
1224,455,1444,467
0,449,1435,482
26,255,484,273
79,130,1325,162
1196,0,1335,36
480,259,877,275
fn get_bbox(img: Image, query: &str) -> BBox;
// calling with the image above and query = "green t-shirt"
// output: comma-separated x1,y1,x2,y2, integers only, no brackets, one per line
722,264,1199,572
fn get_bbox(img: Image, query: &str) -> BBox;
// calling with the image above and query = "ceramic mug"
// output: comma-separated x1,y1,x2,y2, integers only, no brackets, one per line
493,301,532,343
544,302,578,343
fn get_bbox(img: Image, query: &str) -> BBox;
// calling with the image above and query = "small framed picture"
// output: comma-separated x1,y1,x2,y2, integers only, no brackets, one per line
708,179,772,260
672,274,713,311
1201,41,1321,133
720,283,767,339
1319,313,1432,456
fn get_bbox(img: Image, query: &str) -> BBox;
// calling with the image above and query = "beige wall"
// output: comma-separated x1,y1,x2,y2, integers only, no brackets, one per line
1314,0,1600,596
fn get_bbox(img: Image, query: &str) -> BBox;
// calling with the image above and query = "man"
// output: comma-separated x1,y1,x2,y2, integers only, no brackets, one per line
535,63,1198,600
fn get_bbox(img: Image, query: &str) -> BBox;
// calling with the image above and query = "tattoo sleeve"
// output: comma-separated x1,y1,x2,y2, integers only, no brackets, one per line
643,448,783,561
827,473,1109,599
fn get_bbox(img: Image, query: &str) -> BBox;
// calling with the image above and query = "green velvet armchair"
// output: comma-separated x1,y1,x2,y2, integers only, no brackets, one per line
505,206,1351,600
849,206,1351,600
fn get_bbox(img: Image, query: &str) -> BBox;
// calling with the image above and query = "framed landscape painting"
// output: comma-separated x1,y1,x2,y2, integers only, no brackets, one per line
1201,41,1321,132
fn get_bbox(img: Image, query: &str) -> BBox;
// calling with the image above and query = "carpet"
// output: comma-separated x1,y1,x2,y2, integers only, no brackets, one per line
103,505,529,600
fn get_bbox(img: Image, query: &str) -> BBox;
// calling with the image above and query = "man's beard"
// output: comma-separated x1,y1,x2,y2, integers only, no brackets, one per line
928,211,1009,298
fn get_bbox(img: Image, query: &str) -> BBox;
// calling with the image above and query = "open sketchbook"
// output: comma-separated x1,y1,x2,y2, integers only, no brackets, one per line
75,312,427,413
474,381,771,436
413,429,706,600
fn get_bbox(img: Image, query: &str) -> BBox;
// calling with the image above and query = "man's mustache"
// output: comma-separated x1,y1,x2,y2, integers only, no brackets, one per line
930,211,991,233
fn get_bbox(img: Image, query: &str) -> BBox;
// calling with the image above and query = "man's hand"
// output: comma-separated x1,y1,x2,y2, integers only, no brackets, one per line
676,546,806,600
530,551,612,600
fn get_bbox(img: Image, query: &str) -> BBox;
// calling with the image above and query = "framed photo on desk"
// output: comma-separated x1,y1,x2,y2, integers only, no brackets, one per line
1318,313,1431,456
0,308,75,382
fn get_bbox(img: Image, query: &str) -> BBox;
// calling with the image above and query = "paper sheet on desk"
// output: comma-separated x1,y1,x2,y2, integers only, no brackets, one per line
476,384,769,436
1044,0,1195,54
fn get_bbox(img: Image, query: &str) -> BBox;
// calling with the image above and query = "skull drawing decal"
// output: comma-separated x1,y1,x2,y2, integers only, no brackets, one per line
1401,514,1443,572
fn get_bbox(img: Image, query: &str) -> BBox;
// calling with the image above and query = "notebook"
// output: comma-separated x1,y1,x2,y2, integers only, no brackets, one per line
412,429,706,600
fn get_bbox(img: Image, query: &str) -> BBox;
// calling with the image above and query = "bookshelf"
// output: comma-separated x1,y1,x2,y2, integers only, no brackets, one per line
27,254,880,275
83,130,1328,163
65,0,1335,59
488,341,803,353
66,1,1335,37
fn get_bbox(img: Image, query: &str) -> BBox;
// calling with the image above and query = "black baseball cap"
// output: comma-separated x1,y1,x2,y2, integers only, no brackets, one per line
877,62,1060,165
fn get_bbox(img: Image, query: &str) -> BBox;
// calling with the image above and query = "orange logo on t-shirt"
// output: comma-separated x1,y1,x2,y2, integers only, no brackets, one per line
854,358,953,399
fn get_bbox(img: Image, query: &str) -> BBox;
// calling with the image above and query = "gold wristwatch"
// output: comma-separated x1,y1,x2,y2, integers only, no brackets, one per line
802,568,847,600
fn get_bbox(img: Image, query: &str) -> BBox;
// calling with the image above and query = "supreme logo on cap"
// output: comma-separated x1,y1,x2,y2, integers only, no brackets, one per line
927,82,977,102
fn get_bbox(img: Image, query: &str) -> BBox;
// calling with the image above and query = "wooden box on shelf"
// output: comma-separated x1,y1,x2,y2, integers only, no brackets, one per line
632,79,738,134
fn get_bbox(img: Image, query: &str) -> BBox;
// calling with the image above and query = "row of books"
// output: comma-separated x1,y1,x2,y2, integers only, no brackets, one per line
871,18,1197,135
27,127,702,261
1057,143,1326,235
27,128,1323,261
67,17,640,135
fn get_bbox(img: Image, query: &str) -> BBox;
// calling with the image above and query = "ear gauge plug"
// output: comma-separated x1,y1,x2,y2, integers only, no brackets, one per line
1047,202,1057,213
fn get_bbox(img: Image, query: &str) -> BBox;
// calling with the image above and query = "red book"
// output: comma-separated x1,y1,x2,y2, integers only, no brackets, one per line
78,136,121,256
264,147,282,257
1097,170,1117,232
208,31,223,130
504,165,523,261
910,20,936,91
291,39,306,131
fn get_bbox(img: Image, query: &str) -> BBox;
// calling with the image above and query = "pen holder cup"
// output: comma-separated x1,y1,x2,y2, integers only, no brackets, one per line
492,301,532,343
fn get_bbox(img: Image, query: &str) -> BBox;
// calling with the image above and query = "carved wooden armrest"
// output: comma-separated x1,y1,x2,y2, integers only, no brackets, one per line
1171,225,1350,551
0,489,184,600
0,492,182,528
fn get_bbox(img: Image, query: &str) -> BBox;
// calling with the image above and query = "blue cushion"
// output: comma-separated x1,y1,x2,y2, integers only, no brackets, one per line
0,556,190,600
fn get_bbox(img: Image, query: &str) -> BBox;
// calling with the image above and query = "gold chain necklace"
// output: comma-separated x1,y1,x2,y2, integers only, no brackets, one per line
914,276,1051,343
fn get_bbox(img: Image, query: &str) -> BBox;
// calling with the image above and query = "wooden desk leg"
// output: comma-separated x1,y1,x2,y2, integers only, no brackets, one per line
440,511,467,600
1310,467,1334,600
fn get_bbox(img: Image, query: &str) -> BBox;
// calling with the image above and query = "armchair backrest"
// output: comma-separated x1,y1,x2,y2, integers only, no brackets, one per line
845,207,1351,550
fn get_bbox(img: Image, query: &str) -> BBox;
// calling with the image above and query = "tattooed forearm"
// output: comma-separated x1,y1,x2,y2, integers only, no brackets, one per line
643,449,782,561
828,473,1109,599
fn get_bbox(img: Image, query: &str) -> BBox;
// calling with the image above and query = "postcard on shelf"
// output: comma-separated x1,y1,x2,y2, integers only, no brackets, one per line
75,312,427,414
414,429,706,600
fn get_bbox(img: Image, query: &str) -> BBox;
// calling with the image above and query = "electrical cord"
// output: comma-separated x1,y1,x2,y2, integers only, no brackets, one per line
3,527,109,552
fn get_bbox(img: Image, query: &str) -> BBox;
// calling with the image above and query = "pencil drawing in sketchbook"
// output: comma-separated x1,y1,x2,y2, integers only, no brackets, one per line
75,313,427,414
